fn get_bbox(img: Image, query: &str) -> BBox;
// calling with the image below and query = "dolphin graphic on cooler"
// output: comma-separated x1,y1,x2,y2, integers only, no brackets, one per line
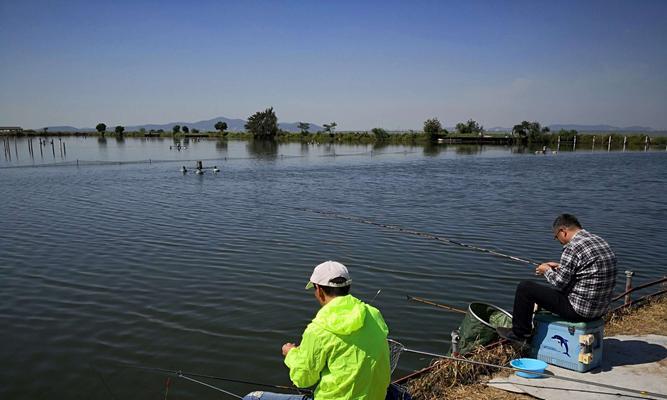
551,335,570,357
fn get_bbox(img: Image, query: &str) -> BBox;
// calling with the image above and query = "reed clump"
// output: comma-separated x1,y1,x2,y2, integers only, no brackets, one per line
406,343,526,400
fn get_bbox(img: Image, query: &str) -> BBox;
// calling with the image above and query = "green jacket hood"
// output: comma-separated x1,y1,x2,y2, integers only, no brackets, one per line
313,295,367,335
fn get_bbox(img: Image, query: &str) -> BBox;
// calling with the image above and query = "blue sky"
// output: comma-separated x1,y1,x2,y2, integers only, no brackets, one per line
1,0,666,130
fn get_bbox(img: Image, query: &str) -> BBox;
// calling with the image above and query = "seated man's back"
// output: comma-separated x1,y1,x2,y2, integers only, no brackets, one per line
285,294,390,399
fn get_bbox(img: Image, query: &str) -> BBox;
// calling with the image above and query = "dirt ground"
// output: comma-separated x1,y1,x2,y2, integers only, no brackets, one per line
404,295,667,400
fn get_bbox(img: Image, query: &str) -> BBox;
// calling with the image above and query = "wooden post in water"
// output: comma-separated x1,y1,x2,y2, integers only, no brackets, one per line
557,136,561,152
573,135,577,151
51,140,55,158
644,136,649,152
623,136,627,152
592,135,595,151
63,142,66,156
608,135,612,152
624,270,634,306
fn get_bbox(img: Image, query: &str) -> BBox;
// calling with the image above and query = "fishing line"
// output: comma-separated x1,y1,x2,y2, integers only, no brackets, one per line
116,362,309,394
296,207,540,266
89,363,119,400
177,372,243,399
388,339,667,399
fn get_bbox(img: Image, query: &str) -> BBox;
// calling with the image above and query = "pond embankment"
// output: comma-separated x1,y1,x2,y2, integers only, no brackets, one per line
404,295,667,400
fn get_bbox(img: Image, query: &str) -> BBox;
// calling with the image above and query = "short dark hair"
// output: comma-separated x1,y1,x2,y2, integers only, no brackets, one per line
317,277,351,297
553,213,582,230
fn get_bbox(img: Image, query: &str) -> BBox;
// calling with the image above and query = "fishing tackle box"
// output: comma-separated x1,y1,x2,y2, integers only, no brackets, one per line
530,311,604,372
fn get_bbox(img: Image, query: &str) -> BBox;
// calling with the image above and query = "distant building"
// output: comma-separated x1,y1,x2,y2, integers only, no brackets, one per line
0,127,23,134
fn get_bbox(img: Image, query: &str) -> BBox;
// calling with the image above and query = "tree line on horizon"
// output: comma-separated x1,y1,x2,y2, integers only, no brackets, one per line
70,107,663,148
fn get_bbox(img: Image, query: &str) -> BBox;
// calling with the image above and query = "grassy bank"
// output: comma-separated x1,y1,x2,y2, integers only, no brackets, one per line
4,130,667,149
405,295,667,400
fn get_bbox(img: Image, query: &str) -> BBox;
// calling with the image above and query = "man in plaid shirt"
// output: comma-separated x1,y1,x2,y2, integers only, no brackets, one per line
498,214,617,341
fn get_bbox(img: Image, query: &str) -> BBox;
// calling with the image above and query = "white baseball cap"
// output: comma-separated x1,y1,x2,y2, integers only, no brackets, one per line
305,260,352,289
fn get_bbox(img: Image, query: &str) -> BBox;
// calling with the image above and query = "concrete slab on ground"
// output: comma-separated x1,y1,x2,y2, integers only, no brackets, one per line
488,335,667,400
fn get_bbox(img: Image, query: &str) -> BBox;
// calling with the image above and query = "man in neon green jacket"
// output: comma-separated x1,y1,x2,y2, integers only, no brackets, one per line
242,261,391,400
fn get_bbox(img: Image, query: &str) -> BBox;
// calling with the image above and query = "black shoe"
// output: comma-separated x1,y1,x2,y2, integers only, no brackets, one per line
496,327,530,344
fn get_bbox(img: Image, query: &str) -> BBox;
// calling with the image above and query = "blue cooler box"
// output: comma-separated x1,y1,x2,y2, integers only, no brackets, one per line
530,312,604,372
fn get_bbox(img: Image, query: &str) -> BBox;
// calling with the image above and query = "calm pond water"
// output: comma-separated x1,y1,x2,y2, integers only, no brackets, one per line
1,137,666,399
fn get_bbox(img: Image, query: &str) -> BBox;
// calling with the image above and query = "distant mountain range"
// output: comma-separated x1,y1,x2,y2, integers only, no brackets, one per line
487,124,655,132
42,116,323,133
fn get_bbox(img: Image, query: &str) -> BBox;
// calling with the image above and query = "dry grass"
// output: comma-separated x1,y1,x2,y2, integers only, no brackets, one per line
405,295,667,400
406,343,532,399
605,295,667,336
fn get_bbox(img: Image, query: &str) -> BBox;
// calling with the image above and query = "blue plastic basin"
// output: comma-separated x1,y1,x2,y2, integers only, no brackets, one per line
510,358,547,378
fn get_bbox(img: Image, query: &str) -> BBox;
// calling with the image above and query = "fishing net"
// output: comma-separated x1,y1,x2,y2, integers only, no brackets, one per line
454,302,512,355
387,339,413,400
389,339,404,374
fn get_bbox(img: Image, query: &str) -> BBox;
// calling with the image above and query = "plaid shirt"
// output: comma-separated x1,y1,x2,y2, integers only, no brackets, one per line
544,229,617,318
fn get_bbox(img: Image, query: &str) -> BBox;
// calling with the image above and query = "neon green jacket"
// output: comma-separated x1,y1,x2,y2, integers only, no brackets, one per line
284,295,390,400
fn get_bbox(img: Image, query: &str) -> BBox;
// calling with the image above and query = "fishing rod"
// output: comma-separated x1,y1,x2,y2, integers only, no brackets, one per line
295,208,540,267
370,289,382,304
177,373,242,399
388,339,667,399
116,362,310,394
406,295,467,314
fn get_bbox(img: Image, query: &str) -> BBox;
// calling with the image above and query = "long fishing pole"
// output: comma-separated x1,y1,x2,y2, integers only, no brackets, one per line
296,208,540,266
116,362,309,394
406,295,467,314
389,340,667,399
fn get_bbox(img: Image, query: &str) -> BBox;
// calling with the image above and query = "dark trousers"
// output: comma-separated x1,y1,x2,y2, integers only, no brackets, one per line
512,280,594,337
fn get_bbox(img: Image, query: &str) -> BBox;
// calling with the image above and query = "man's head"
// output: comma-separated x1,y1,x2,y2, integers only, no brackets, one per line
306,261,352,305
552,213,583,245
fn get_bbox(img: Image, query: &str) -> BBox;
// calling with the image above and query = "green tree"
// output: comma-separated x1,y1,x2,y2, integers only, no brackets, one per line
245,107,279,139
323,122,337,137
423,118,442,141
96,123,107,136
297,122,310,135
114,125,125,136
214,121,228,135
172,125,181,134
371,127,389,141
192,128,199,134
512,121,550,143
455,119,484,135
139,128,146,135
182,126,189,134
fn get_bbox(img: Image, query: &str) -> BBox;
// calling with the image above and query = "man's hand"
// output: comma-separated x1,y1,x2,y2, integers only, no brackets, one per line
282,342,297,357
535,262,559,276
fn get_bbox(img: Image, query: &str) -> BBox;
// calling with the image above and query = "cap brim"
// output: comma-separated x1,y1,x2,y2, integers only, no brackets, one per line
305,281,314,290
